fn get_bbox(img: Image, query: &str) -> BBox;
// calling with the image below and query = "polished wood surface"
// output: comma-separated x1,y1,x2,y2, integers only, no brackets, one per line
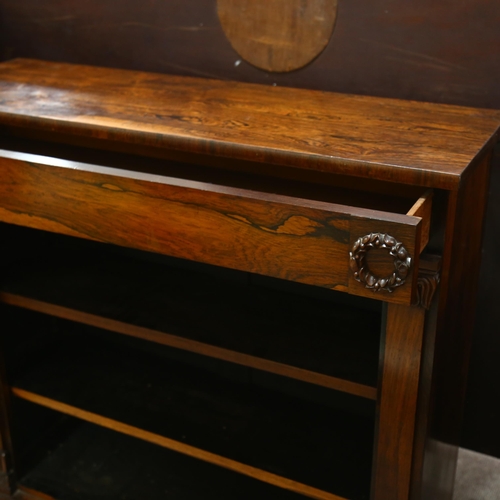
372,304,426,500
0,150,424,304
0,59,499,189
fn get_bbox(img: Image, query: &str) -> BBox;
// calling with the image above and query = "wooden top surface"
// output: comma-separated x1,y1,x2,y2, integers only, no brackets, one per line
0,58,499,189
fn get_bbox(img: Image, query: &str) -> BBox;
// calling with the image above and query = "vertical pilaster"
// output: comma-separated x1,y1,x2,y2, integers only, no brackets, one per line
372,303,426,500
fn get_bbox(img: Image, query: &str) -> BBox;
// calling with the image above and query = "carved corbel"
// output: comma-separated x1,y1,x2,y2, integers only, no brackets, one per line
416,257,441,309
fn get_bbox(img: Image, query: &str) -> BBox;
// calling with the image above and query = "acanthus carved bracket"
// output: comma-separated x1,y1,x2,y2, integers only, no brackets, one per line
416,265,441,310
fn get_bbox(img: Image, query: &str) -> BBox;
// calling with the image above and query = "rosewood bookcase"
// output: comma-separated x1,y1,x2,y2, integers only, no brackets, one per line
0,59,498,500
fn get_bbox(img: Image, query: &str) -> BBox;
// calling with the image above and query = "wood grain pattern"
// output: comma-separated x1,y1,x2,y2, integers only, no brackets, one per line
372,304,426,500
407,191,433,251
12,388,346,500
217,0,337,72
0,59,499,189
0,150,423,303
1,293,377,400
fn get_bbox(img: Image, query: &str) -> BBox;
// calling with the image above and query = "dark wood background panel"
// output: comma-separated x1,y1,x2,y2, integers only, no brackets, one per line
1,0,500,458
1,0,499,108
0,0,234,80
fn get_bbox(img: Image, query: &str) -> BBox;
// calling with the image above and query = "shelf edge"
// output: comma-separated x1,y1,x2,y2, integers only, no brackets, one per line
12,388,346,500
0,293,377,400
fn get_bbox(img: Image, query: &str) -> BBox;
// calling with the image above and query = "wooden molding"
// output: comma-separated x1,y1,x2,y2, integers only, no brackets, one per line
416,270,440,310
415,257,442,309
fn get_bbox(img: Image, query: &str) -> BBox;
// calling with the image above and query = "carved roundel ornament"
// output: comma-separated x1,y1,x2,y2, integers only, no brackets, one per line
217,0,338,73
349,233,412,293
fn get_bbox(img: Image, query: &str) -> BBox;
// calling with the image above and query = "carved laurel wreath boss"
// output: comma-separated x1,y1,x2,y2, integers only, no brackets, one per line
349,233,412,292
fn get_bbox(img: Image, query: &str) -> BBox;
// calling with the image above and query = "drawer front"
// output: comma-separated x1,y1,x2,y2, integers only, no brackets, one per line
0,151,425,305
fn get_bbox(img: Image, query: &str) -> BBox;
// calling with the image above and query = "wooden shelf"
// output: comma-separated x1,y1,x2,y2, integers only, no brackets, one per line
0,224,381,399
12,406,311,500
5,312,374,500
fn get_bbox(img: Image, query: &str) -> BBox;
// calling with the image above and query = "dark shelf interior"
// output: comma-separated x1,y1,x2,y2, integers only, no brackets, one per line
0,223,382,389
12,401,307,500
5,310,374,500
0,223,380,500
